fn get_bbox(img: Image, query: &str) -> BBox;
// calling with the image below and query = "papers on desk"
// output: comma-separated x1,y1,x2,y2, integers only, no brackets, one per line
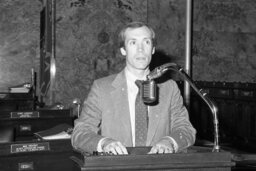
34,123,73,140
40,131,71,140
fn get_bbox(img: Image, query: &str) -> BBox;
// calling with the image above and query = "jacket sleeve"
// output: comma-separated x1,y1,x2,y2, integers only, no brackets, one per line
168,80,196,152
71,80,104,154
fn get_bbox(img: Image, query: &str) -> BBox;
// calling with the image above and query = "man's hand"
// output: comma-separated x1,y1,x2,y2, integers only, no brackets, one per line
148,137,175,154
101,138,128,155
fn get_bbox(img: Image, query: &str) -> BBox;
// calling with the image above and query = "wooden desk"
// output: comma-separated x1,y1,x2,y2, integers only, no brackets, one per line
0,92,36,111
0,109,74,141
0,139,78,171
1,140,252,171
72,146,235,171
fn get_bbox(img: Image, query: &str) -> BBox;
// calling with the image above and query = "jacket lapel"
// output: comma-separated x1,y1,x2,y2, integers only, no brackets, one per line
146,104,161,146
146,83,166,146
110,70,133,146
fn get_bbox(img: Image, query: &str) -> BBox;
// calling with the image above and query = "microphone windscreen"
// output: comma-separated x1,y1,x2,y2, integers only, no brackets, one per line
142,80,156,104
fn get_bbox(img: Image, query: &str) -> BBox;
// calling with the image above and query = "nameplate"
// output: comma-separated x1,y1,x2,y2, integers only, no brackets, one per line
10,142,50,153
10,111,40,118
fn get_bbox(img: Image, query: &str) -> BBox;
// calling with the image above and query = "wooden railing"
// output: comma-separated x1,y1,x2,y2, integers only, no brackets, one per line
177,81,256,152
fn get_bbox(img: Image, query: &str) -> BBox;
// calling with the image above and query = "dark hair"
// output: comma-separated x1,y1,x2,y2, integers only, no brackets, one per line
118,21,156,48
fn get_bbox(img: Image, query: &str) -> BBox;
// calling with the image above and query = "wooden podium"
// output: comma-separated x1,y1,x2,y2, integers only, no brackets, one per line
71,146,235,171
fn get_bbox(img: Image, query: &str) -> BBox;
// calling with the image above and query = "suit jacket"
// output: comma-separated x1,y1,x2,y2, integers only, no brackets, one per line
71,69,196,153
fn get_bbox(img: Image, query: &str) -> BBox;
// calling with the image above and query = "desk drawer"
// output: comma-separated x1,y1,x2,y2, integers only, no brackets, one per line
15,118,72,135
0,117,73,141
0,152,76,171
0,140,77,171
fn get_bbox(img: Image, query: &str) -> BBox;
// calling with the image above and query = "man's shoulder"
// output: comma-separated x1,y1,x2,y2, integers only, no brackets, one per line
159,78,177,86
95,73,118,83
158,79,180,92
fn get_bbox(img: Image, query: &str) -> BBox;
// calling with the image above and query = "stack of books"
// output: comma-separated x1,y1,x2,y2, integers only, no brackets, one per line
9,83,32,93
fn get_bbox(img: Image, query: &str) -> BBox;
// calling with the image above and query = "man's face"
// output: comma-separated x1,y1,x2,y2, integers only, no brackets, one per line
120,26,155,71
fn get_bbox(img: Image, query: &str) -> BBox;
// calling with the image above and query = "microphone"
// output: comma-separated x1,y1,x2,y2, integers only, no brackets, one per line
142,80,156,104
141,63,176,104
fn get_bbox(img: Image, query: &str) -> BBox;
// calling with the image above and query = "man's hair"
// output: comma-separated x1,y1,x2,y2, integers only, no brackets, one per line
118,21,156,48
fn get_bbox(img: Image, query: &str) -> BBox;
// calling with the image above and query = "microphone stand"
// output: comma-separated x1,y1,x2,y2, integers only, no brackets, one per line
149,63,220,152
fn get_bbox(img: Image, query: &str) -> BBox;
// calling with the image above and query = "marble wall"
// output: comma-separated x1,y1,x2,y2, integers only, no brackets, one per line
54,0,148,106
193,0,256,82
0,0,41,92
0,0,255,107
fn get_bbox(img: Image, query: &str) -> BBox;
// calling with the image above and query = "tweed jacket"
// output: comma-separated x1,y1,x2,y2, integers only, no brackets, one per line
71,69,196,153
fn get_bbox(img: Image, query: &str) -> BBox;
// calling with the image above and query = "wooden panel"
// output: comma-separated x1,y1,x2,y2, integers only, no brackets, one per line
184,81,256,152
0,109,74,141
0,140,77,171
0,92,35,111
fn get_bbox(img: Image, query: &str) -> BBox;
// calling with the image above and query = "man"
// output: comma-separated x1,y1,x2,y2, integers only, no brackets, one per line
71,21,196,155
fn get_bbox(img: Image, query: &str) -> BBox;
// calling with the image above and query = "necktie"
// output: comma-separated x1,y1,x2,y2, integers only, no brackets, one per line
135,80,148,146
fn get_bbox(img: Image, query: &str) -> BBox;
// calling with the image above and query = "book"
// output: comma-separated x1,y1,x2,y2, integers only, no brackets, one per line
34,123,73,140
9,83,32,93
9,87,30,93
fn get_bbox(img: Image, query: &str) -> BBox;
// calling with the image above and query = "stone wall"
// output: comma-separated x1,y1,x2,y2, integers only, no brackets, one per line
0,0,41,92
0,0,255,107
54,0,148,106
193,0,256,82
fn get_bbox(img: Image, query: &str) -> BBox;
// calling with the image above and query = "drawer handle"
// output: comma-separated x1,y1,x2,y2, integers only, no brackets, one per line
18,162,34,170
19,125,32,132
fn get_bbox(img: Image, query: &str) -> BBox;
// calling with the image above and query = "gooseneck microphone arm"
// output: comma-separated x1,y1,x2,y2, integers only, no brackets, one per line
147,63,220,152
